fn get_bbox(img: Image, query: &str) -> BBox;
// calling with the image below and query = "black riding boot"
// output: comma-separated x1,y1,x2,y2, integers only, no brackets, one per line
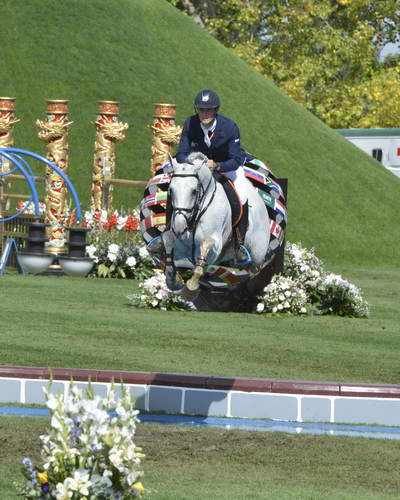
236,201,251,265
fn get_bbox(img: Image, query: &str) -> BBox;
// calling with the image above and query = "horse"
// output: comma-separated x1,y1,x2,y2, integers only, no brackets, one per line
161,152,271,301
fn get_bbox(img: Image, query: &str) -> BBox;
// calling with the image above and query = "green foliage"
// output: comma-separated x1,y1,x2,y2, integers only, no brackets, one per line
169,0,400,128
0,269,399,384
2,418,400,499
1,0,400,266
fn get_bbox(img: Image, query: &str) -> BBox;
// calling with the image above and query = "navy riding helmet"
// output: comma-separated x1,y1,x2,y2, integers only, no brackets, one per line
194,89,220,109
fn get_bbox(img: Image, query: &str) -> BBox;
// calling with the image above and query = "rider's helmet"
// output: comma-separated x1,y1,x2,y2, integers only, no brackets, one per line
194,89,220,110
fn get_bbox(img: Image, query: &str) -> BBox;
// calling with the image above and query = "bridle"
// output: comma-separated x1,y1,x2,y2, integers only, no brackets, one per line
170,166,217,261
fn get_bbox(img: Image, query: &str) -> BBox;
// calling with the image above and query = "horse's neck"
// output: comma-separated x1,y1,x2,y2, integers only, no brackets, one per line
199,166,215,200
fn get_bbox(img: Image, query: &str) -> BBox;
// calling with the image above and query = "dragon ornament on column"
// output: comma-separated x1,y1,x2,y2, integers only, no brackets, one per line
36,100,73,251
90,101,128,211
0,97,20,211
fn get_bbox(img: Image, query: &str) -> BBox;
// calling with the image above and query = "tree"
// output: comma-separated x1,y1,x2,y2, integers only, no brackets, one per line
168,0,400,129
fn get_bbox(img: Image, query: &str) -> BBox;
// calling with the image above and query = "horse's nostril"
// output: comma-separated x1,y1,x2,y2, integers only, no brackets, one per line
173,213,189,236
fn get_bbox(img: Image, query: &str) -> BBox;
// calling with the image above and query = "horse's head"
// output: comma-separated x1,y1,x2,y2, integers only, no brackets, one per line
168,153,212,238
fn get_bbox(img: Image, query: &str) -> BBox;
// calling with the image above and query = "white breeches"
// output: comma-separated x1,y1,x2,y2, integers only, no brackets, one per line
221,167,248,204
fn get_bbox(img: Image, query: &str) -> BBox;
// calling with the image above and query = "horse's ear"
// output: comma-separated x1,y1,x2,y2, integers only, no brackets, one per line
164,153,176,174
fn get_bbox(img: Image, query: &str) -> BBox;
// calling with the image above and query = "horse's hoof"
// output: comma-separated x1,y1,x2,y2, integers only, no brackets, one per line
181,286,199,302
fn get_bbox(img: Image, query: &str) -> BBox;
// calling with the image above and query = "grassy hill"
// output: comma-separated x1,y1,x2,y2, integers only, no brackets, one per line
1,0,399,266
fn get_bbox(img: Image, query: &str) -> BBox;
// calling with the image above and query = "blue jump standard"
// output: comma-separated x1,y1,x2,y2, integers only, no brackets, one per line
2,406,400,441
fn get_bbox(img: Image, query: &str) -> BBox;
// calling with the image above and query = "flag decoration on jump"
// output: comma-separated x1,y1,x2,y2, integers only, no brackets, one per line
141,191,168,209
244,163,284,199
243,166,266,185
204,266,241,286
245,158,287,256
274,199,286,218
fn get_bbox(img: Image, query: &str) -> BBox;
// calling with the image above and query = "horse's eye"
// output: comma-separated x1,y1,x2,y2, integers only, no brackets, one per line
191,189,197,197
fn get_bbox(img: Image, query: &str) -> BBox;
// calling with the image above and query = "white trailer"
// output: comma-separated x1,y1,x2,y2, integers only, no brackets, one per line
337,128,400,178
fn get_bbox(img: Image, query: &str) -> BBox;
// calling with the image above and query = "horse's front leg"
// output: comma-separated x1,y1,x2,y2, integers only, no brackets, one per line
181,236,214,301
162,230,183,291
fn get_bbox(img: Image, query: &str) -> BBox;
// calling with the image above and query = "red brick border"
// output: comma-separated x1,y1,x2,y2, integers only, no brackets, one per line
1,365,400,399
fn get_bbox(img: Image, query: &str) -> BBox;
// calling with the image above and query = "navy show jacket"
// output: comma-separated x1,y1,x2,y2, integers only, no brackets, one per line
176,114,246,172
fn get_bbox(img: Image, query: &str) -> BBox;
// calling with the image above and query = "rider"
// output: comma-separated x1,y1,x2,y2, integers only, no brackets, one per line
176,89,251,265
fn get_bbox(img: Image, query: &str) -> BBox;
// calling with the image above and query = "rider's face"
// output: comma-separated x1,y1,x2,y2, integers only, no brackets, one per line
197,107,217,127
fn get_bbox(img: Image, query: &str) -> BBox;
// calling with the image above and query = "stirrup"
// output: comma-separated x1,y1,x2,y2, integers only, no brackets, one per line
236,244,252,266
146,235,163,254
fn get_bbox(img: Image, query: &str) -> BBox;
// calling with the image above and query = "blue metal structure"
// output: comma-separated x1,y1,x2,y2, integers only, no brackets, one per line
0,147,81,222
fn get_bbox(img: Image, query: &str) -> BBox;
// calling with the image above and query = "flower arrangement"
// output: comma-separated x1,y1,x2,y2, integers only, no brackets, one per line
256,242,369,318
17,200,47,216
84,209,154,280
282,241,323,298
86,239,153,280
316,273,370,318
83,209,140,234
127,272,196,311
16,383,146,499
256,275,309,315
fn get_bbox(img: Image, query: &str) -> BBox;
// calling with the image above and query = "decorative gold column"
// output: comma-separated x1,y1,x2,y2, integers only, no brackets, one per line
36,100,72,254
0,97,20,212
150,104,182,176
90,100,128,211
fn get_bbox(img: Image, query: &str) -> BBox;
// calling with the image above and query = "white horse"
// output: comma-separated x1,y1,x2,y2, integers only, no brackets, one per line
162,152,271,300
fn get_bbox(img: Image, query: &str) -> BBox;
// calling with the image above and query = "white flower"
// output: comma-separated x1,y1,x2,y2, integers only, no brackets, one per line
56,479,74,500
86,244,98,260
256,302,265,313
139,246,149,259
68,469,92,496
83,210,94,225
108,243,120,254
117,215,128,230
126,256,137,268
100,210,108,223
108,252,118,262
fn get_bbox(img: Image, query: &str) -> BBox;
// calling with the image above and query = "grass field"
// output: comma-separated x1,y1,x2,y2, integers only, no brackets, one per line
2,1,400,497
1,0,400,266
1,416,400,499
1,266,399,384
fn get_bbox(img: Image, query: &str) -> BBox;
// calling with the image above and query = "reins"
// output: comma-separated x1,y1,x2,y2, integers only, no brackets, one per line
170,166,217,263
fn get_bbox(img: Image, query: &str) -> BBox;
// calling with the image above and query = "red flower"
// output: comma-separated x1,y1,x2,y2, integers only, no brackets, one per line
108,213,118,230
124,216,139,232
68,209,77,226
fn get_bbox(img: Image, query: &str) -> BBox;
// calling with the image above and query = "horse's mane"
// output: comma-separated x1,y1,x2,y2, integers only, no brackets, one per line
187,152,207,167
